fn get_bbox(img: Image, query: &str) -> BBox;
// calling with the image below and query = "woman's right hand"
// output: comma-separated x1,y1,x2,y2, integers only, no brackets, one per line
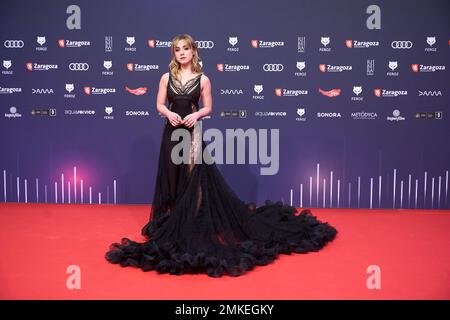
167,111,182,127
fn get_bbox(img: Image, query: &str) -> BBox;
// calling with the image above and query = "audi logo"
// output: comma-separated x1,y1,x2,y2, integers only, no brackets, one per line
4,40,24,48
195,41,214,49
391,41,413,49
263,64,284,72
69,63,90,71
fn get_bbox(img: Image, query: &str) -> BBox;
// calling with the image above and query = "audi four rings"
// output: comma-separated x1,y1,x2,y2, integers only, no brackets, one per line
263,64,284,71
391,41,413,49
195,41,214,48
69,63,90,71
4,40,25,48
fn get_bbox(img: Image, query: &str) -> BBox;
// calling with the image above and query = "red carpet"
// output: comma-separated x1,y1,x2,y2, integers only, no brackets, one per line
0,203,449,300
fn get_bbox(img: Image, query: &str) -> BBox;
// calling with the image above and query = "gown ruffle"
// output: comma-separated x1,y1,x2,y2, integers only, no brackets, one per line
106,72,337,277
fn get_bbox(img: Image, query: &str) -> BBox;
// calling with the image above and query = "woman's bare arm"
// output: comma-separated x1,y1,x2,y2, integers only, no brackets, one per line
195,74,212,119
156,72,182,126
156,72,170,117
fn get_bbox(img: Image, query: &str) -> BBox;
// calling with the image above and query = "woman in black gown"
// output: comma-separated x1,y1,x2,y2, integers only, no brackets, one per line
106,34,337,277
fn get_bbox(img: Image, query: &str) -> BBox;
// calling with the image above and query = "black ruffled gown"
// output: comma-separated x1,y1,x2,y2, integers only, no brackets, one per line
106,73,337,277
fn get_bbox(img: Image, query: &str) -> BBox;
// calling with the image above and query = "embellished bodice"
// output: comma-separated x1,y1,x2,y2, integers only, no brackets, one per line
167,72,202,119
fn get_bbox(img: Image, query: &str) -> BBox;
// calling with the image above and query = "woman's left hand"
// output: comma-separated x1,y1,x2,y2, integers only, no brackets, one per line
182,112,199,128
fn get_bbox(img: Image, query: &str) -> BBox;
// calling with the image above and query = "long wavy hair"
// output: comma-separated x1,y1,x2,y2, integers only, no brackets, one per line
169,34,203,80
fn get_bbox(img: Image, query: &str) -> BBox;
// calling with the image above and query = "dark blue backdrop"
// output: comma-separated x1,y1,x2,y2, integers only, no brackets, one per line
1,0,449,209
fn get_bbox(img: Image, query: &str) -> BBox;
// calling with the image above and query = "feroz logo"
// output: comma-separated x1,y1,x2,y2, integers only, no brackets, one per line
388,61,398,71
126,36,135,46
254,85,263,94
321,37,330,46
65,84,74,93
103,61,112,70
353,86,362,95
426,36,436,46
37,36,46,46
296,61,305,71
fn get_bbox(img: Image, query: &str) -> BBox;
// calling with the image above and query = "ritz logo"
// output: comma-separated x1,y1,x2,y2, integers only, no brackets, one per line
366,5,381,29
66,5,81,30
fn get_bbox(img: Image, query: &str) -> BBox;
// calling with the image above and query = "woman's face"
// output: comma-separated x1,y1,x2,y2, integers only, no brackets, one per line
174,39,195,66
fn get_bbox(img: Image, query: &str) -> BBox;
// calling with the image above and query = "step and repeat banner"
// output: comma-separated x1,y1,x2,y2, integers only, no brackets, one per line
1,0,449,209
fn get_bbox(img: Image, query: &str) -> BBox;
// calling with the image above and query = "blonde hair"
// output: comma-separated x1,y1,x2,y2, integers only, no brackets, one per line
169,34,203,80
